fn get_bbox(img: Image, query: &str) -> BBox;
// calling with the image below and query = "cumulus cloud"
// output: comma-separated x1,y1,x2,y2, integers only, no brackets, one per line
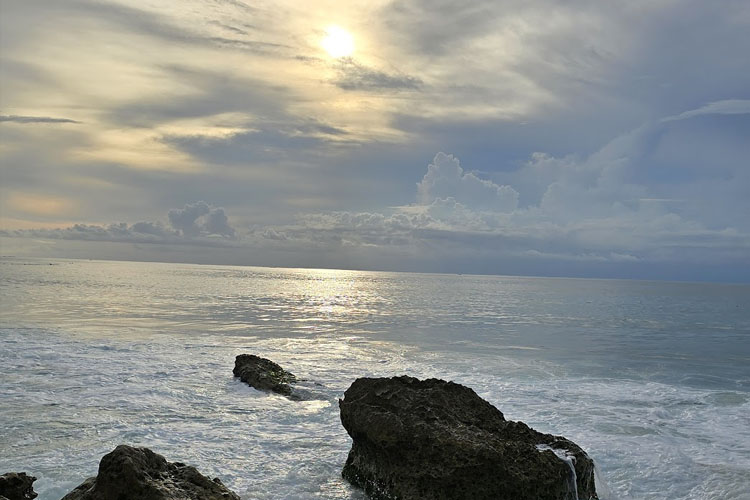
251,104,748,278
417,152,519,212
168,201,211,236
202,206,234,237
167,201,236,237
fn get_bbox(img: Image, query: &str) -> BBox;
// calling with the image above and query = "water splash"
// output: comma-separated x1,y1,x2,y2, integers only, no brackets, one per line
537,444,578,500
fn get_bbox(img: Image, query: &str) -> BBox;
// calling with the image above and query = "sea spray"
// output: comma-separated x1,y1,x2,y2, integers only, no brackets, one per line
537,444,578,500
594,462,615,500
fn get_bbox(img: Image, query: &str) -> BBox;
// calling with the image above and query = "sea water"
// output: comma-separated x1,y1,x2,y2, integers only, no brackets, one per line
1,258,748,500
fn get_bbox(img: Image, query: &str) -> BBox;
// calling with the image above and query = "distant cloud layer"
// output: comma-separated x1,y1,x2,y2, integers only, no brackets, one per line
7,99,747,281
0,115,81,124
3,202,237,245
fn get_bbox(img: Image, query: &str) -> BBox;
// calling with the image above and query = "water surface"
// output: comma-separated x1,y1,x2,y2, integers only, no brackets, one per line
1,258,749,499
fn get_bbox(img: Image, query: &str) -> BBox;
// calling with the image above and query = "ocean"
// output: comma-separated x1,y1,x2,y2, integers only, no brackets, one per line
1,257,749,500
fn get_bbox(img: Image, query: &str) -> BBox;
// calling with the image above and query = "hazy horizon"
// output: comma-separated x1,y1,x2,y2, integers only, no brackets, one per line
4,253,750,285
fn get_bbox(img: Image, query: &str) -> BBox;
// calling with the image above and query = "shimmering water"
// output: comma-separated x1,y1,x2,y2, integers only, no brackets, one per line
1,258,749,499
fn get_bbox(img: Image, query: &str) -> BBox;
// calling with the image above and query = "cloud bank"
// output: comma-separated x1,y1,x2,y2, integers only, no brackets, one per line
3,201,237,245
8,99,747,281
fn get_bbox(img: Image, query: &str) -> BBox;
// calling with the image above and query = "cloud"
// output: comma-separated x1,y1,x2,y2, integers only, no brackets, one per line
1,0,748,281
334,60,422,92
33,0,287,57
130,221,171,236
202,206,235,237
0,115,80,124
163,121,346,165
240,103,749,278
167,201,211,236
2,222,178,244
662,99,750,122
2,201,237,244
417,152,519,212
7,98,748,280
167,201,236,237
261,228,288,241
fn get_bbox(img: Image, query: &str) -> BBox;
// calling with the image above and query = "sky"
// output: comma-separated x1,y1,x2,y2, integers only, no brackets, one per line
1,0,749,282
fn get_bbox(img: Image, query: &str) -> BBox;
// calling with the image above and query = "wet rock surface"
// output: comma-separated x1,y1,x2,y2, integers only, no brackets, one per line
233,354,299,398
0,473,37,500
339,376,597,500
61,445,240,500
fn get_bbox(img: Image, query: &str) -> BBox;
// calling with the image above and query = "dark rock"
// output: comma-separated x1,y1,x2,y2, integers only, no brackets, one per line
60,445,240,500
0,473,37,500
233,354,298,398
339,376,597,500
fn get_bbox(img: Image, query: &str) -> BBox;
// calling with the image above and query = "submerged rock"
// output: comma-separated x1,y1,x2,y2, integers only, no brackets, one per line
233,354,298,398
61,445,239,500
0,472,37,500
339,376,597,500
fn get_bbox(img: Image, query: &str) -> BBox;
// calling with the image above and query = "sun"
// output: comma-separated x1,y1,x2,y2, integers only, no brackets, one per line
322,25,354,58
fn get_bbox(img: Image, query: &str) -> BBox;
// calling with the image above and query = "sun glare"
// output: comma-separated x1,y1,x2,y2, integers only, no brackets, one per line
322,25,354,58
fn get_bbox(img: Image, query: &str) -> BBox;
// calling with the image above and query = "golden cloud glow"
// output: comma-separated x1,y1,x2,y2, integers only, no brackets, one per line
68,128,202,173
6,193,78,216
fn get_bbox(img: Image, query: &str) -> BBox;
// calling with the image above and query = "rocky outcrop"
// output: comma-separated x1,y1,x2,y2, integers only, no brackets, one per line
61,445,239,500
233,354,298,398
339,376,597,500
0,473,37,500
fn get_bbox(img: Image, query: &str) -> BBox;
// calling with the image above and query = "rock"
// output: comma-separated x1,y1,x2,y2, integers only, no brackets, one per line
339,376,598,500
61,445,240,500
0,473,37,500
233,354,298,398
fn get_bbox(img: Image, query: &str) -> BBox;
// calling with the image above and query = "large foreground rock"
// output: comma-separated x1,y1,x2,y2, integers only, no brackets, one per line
339,376,597,500
0,473,37,500
233,354,298,398
61,445,239,500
